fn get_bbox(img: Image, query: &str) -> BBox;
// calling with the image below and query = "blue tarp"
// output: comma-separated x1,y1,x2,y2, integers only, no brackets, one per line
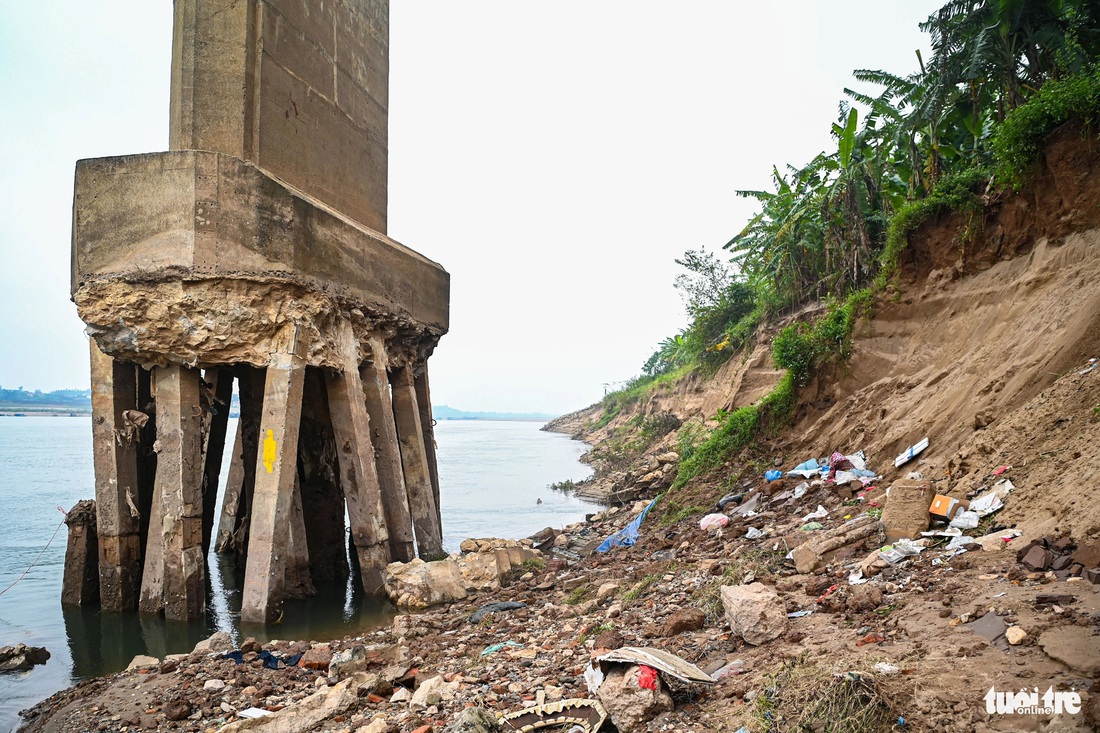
764,469,782,481
595,497,659,553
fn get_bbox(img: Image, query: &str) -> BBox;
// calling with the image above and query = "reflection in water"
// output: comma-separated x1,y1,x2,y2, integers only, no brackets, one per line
62,549,395,681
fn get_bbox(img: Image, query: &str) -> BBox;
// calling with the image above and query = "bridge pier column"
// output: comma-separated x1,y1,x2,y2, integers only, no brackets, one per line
361,336,415,562
139,363,206,620
326,323,391,594
391,362,444,559
241,351,306,624
89,342,142,613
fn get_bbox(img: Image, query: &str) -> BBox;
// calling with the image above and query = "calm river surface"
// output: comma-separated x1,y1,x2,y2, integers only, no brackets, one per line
0,416,594,731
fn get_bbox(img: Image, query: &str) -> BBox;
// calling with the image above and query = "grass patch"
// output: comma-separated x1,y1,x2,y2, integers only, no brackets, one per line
752,654,899,733
621,573,661,606
659,501,707,528
577,621,614,647
565,584,594,606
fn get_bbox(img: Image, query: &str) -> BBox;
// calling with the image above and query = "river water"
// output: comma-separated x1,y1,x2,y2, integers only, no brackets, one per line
0,416,594,731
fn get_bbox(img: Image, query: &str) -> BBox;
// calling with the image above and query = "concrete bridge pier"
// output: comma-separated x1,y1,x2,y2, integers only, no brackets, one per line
64,0,449,624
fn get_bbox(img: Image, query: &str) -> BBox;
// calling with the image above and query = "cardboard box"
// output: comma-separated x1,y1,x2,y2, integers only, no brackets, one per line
928,494,970,522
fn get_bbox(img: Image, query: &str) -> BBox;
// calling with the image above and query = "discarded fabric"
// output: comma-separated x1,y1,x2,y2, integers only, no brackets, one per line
596,497,658,553
637,664,659,690
699,513,730,531
223,650,284,670
468,600,527,624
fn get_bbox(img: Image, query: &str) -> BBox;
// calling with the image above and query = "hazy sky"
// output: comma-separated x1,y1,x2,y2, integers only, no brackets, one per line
0,1,943,415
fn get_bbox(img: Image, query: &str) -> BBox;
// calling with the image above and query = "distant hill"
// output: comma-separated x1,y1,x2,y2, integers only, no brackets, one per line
0,387,92,415
433,405,552,422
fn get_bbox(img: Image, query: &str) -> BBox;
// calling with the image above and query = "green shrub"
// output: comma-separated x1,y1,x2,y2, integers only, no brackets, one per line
993,65,1100,190
877,166,991,286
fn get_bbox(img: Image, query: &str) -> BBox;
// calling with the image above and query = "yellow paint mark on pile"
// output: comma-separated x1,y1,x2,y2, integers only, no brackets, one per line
263,429,277,473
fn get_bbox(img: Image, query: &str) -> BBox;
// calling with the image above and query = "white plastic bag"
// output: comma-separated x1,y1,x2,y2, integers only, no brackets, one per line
699,513,730,530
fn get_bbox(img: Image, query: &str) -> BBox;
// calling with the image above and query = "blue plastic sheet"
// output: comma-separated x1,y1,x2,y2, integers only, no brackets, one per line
764,469,782,481
787,458,825,478
595,498,658,553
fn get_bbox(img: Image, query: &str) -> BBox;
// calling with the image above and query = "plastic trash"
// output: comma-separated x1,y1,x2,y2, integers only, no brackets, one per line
894,437,929,468
238,708,273,719
788,458,824,478
765,469,782,481
596,498,658,553
802,505,829,521
699,513,730,530
879,539,925,564
873,662,900,676
793,481,809,499
949,510,980,530
946,534,977,550
637,664,659,690
583,663,605,693
787,610,813,618
714,659,745,679
716,492,743,509
970,481,1012,517
800,521,824,531
744,526,765,539
480,641,523,656
469,601,527,624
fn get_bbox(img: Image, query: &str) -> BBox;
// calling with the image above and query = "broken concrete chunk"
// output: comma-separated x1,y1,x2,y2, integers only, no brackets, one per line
1020,544,1053,571
409,674,459,710
192,631,235,655
596,665,673,733
880,479,930,542
125,654,159,671
383,558,467,609
218,677,359,732
721,583,787,645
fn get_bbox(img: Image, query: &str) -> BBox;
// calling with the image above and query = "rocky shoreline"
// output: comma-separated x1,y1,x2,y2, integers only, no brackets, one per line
18,471,1100,732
